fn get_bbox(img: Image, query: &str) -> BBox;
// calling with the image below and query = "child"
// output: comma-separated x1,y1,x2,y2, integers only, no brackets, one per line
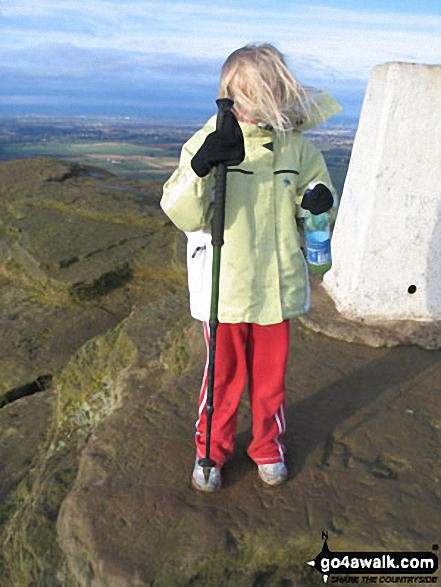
160,43,340,491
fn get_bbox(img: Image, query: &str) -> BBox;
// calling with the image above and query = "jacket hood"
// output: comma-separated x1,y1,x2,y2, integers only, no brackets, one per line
203,90,341,134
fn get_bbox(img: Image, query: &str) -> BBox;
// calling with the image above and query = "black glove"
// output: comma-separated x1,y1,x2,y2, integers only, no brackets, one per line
191,110,245,178
301,183,334,215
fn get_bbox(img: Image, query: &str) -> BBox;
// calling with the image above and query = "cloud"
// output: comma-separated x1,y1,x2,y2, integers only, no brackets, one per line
2,2,439,83
0,42,220,88
0,0,440,118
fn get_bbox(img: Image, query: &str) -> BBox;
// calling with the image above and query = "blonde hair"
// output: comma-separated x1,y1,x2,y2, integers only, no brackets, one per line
219,43,319,134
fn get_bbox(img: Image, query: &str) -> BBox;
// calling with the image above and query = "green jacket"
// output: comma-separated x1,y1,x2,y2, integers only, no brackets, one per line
161,112,338,325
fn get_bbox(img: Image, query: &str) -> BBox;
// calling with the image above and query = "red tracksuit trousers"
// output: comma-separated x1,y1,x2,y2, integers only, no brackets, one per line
195,320,290,468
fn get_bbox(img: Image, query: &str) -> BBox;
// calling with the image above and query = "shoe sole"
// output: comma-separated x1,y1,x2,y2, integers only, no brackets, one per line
258,471,288,487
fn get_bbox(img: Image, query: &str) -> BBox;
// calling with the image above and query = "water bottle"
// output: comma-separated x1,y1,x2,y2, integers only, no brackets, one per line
300,186,332,274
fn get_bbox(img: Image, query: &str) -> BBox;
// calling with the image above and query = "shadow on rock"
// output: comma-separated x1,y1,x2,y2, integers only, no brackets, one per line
285,344,438,476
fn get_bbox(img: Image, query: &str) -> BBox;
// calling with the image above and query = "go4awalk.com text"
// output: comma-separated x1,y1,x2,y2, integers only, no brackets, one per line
306,534,438,584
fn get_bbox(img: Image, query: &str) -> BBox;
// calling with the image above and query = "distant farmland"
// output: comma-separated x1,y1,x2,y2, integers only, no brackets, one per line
0,139,181,181
0,115,353,188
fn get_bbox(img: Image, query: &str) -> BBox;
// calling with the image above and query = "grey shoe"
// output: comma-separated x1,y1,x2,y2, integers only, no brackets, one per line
192,459,222,492
258,462,288,486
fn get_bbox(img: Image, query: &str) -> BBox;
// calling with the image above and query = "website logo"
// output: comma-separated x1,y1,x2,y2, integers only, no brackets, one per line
307,533,438,584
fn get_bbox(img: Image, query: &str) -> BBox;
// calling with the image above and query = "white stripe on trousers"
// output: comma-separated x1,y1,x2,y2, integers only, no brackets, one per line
195,321,210,437
273,404,286,462
279,403,286,433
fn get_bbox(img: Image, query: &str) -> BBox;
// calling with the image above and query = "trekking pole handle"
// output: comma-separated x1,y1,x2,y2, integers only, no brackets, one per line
211,98,234,247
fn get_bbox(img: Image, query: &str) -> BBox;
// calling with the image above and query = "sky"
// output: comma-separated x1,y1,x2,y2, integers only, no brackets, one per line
1,0,441,124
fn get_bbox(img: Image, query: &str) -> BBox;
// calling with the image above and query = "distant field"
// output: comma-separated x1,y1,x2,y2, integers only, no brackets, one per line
0,116,353,187
1,140,350,189
1,140,181,181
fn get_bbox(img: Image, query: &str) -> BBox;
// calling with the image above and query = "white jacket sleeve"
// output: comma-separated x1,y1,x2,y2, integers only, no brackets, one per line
160,127,216,232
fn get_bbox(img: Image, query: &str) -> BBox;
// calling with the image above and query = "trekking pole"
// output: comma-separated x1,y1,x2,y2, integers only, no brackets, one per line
198,97,234,484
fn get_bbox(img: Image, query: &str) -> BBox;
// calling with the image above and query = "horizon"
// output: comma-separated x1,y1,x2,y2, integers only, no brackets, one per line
1,1,440,124
0,111,359,132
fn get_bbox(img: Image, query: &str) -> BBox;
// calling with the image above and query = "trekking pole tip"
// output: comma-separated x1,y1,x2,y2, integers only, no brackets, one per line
203,467,212,484
198,456,216,484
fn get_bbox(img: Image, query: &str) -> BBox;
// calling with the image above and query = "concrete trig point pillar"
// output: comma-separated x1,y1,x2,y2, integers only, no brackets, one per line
324,62,441,323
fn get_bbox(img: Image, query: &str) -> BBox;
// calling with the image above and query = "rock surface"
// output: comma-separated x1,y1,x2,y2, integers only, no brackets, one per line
301,274,441,349
1,158,441,587
53,311,441,587
0,389,54,503
0,156,184,584
2,289,441,586
0,158,184,403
